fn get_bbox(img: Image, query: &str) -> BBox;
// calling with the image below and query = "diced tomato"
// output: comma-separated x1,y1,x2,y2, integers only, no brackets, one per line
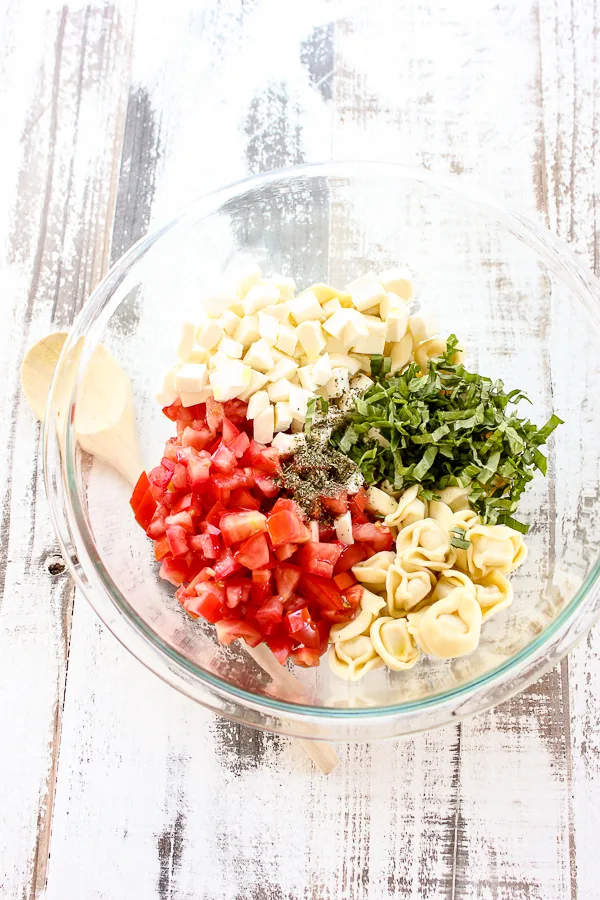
284,606,321,649
229,487,261,510
214,547,243,578
334,571,357,591
181,425,213,451
252,446,281,475
162,440,179,463
251,569,272,605
270,497,306,520
184,453,210,490
146,515,166,539
253,472,278,498
274,564,301,599
266,634,293,664
333,542,368,574
183,582,224,623
295,541,344,579
206,501,225,526
351,487,369,511
220,510,267,545
221,417,240,444
290,646,322,667
171,462,189,491
229,431,250,459
170,493,200,516
341,584,363,614
165,510,194,533
283,594,308,615
148,465,172,495
320,491,348,515
162,398,183,421
166,525,189,558
255,596,283,632
206,397,224,433
184,566,216,596
215,619,262,647
318,524,336,542
213,468,255,490
352,522,393,551
267,509,308,546
225,577,252,608
189,532,219,558
153,536,171,561
211,441,237,472
235,532,270,570
159,557,188,585
130,472,157,530
223,399,248,423
274,542,298,561
299,572,349,622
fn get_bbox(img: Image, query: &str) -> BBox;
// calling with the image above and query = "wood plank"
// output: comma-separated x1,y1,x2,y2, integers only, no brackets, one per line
0,2,135,896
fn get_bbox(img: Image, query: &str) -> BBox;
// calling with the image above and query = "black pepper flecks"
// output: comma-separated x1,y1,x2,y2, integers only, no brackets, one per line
277,439,363,518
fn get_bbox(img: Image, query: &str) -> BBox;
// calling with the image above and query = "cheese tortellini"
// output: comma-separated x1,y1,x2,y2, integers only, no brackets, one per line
474,570,514,621
386,560,435,615
329,589,386,642
430,569,476,602
370,617,420,670
465,524,527,579
407,589,482,658
384,484,427,529
328,634,384,681
396,518,457,572
352,551,396,589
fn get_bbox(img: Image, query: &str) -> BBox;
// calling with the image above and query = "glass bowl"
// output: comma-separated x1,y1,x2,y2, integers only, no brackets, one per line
44,162,600,741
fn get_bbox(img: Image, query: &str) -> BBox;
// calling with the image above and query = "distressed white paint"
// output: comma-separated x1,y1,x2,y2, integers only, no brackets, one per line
0,1,599,898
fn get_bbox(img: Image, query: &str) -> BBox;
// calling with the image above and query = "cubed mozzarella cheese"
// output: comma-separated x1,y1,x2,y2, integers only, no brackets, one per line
242,284,280,315
288,386,315,423
334,511,354,545
328,353,361,376
177,321,197,360
353,354,373,374
298,364,317,392
180,390,209,407
247,390,270,419
390,333,413,373
351,320,386,355
253,404,275,444
326,367,350,399
233,314,260,346
311,284,353,307
232,260,262,298
261,303,290,323
268,379,294,402
341,310,370,346
274,401,293,432
275,324,298,356
196,319,222,351
218,336,243,358
379,291,404,320
385,306,409,342
216,309,242,336
311,352,333,387
267,357,299,382
322,309,349,340
155,367,178,406
188,344,208,363
409,313,438,346
346,271,387,312
289,290,324,325
174,363,208,393
350,373,374,393
238,369,269,401
269,273,296,300
322,297,342,316
243,338,275,372
258,312,280,347
379,266,413,301
272,431,306,455
209,361,252,400
295,320,326,360
324,334,347,355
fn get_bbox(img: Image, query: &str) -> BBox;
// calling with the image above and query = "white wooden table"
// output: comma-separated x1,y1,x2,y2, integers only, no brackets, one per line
1,1,599,897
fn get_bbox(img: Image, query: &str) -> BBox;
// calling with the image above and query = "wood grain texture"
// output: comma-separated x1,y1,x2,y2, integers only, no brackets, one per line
0,1,599,898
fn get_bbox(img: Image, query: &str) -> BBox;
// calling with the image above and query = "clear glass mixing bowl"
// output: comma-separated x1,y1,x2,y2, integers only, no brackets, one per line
44,162,600,741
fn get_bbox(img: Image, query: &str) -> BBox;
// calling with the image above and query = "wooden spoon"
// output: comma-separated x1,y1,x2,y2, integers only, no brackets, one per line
21,333,339,774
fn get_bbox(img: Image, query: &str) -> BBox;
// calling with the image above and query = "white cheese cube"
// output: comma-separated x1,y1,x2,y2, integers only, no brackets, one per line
322,310,349,340
243,338,275,372
238,369,269,401
247,390,271,419
233,261,262,298
352,320,386,355
311,352,333,387
350,373,374,393
324,334,347,355
288,386,315,423
209,361,252,401
258,312,280,346
326,367,350,399
272,431,306,455
385,306,409,342
267,357,299,382
180,391,208,407
174,363,208,393
275,324,298,356
379,291,405,320
334,511,354,545
346,271,387,312
188,344,208,364
269,273,296,300
216,309,242,337
379,266,413,301
196,319,223,351
390,333,413,373
341,310,370,347
155,367,178,406
274,401,293,432
233,314,260,347
268,379,294,402
253,404,275,444
261,303,290,324
296,320,326,361
322,298,342,316
242,284,280,315
409,313,439,346
328,353,362,376
353,354,373,374
218,336,243,358
177,321,197,360
298,365,317,392
289,290,324,325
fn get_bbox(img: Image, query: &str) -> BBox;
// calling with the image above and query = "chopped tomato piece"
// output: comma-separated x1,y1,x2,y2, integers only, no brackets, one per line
274,542,298,561
189,532,219,559
334,571,357,591
299,572,349,622
171,462,189,491
255,596,283,632
284,606,321,649
186,452,211,490
153,536,171,561
320,491,348,515
146,515,166,539
290,646,322,667
229,487,261,510
215,619,262,647
171,492,202,516
230,431,250,459
213,547,243,578
351,487,369,511
205,501,225,527
165,510,194,533
253,446,281,475
206,397,224,433
148,465,172,495
235,532,270,570
162,398,183,421
274,564,301,599
266,509,308,546
333,542,368,574
213,469,255,490
211,441,237,472
251,569,272,605
220,511,267,546
265,634,293,664
225,577,252,608
166,525,189,558
352,522,393,551
253,472,278,498
342,584,363,612
181,425,213,451
222,399,248,423
221,417,240,444
295,541,344,579
183,582,224,623
159,557,188,585
130,472,157,530
270,497,306,520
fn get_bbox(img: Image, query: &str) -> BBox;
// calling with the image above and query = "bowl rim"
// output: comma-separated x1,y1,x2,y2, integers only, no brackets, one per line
44,160,600,729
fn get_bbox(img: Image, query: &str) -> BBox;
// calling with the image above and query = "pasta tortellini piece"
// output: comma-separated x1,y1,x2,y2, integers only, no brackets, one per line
428,499,454,533
437,485,471,512
370,617,420,670
430,569,476,602
407,588,482,658
329,588,386,642
451,508,481,571
414,337,464,372
386,560,436,615
365,486,399,518
396,518,457,572
474,569,514,621
466,524,527,579
384,485,427,529
328,634,384,681
352,550,396,589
